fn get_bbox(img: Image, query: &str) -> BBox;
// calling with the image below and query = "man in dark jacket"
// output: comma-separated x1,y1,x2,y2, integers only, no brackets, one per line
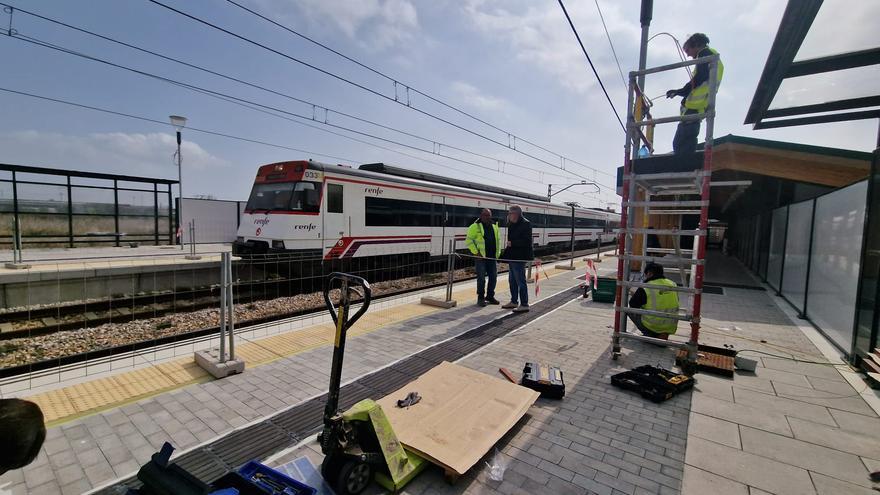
502,205,533,312
666,33,723,155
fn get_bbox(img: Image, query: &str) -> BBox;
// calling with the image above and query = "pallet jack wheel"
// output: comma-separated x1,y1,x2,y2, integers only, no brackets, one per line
335,459,373,495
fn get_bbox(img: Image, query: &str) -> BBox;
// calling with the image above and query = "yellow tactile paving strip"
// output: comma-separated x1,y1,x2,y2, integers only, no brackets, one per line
27,259,596,425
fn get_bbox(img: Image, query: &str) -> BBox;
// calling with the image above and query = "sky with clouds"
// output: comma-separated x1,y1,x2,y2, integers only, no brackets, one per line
1,0,877,208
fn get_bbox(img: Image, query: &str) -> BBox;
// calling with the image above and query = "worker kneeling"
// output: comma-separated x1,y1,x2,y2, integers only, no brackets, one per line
628,263,679,340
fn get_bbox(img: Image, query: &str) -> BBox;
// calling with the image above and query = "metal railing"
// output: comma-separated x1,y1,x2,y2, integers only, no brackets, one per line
0,163,176,249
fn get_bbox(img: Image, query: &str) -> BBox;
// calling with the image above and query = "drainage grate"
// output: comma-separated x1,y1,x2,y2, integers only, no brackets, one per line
702,286,725,295
98,288,579,493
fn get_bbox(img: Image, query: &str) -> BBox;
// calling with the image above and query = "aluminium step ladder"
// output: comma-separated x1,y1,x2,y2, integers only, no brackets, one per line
611,53,722,371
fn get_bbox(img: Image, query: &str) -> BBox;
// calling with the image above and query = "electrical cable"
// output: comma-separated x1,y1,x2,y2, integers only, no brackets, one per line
647,32,692,78
0,85,598,204
593,0,627,90
222,0,616,181
6,33,599,191
143,0,616,181
0,3,614,192
0,86,355,164
556,0,626,133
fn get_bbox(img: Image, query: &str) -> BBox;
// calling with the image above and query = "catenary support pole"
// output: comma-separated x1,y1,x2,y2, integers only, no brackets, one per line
637,0,653,93
569,203,576,268
219,252,227,362
446,239,454,302
227,252,235,360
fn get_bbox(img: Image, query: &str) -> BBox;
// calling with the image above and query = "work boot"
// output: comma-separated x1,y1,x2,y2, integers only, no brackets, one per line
501,302,518,309
477,297,487,307
486,297,500,305
512,305,530,313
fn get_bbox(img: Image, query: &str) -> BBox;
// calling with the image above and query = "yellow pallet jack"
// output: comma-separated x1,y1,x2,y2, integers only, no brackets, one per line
318,273,428,495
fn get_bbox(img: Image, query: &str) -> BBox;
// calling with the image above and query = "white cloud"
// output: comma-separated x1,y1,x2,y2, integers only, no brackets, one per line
450,81,509,111
462,0,645,94
252,0,419,51
0,131,228,176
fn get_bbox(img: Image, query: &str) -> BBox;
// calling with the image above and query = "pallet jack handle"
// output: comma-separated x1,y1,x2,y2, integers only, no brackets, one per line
323,272,372,424
324,272,372,330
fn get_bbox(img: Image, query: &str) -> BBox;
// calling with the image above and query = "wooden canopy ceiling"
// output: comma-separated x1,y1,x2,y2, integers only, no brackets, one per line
709,134,871,187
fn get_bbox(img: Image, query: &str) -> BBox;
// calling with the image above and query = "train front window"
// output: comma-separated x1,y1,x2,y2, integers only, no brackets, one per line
246,182,321,212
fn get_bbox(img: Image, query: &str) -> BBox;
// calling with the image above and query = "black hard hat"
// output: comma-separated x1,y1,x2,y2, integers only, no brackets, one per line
684,33,710,48
645,262,665,277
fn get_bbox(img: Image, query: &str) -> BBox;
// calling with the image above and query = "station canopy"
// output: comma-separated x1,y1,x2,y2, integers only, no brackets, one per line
744,0,880,130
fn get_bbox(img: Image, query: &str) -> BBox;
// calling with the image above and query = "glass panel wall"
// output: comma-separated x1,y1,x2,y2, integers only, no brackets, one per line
781,200,815,314
807,180,867,352
766,207,787,290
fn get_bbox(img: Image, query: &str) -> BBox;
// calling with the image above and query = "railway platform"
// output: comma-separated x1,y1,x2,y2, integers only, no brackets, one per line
0,252,877,495
0,243,232,312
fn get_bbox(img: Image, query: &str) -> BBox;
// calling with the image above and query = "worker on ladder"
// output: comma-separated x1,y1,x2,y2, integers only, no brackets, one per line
628,263,679,340
666,33,723,155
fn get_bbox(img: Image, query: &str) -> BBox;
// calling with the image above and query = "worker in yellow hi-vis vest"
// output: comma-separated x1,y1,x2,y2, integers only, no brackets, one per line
666,33,723,155
628,263,680,340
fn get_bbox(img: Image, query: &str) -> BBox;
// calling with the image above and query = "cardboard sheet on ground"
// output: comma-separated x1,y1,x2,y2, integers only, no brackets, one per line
376,361,539,475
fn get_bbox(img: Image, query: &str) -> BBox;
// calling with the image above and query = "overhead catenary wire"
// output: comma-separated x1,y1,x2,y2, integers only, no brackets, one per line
3,30,622,198
0,3,615,193
0,86,607,205
593,0,627,90
0,87,359,163
222,0,613,181
142,0,616,182
556,0,626,133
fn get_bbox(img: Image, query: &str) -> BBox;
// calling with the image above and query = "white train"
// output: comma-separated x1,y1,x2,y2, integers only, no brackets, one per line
233,160,620,259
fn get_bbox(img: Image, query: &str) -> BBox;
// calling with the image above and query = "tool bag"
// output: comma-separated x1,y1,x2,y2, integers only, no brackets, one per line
521,362,565,399
610,365,694,403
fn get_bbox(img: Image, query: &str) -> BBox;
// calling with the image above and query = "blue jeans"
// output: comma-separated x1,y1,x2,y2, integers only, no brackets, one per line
508,261,528,306
475,258,497,300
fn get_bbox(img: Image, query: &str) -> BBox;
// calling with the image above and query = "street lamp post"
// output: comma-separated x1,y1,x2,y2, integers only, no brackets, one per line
170,115,187,250
548,181,599,270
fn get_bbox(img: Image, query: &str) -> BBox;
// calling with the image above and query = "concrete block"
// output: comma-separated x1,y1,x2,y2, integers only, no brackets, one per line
554,264,576,270
194,348,246,378
420,296,457,308
4,262,31,269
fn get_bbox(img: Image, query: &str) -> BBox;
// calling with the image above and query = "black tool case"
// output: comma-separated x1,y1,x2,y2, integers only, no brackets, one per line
610,365,694,403
521,362,565,399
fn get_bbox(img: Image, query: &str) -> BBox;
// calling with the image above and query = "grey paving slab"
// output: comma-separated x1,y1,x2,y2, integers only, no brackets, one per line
687,412,741,449
770,380,878,416
690,394,793,436
731,387,837,426
787,416,880,460
830,408,880,438
5,253,880,495
739,425,871,487
685,436,814,495
810,472,877,495
681,465,750,495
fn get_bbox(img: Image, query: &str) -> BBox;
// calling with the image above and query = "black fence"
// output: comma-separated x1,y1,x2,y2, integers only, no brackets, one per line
0,163,177,248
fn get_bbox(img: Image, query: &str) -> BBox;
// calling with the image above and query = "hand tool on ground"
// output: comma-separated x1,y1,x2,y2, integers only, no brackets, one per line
317,273,428,495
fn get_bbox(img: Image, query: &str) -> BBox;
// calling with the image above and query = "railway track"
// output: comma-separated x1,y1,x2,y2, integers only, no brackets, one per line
0,245,616,340
0,245,617,378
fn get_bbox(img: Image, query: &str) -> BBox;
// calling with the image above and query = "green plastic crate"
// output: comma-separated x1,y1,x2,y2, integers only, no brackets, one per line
591,277,617,303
